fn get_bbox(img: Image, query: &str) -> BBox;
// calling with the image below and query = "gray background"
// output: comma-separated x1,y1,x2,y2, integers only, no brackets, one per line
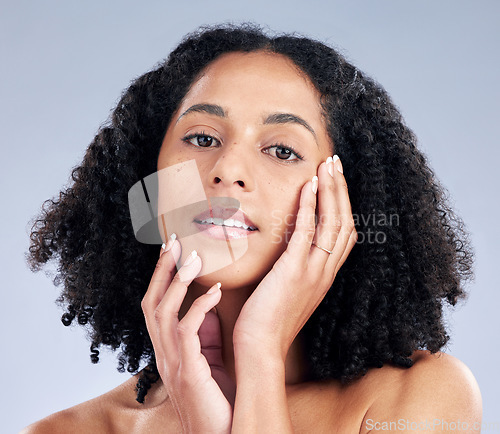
2,1,498,432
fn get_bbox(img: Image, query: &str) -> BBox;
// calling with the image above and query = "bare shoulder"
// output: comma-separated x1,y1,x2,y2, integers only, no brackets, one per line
360,350,482,433
20,375,143,434
20,399,108,434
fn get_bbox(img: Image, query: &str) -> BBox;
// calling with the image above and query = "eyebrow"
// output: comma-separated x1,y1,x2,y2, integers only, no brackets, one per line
175,103,318,144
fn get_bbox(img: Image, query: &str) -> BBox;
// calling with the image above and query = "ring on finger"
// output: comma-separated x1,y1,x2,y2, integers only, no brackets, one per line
312,241,333,254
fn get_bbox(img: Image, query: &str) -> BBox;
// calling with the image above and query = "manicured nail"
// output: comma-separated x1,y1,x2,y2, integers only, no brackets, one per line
333,155,343,174
311,175,318,194
326,156,334,177
183,250,198,266
207,282,222,294
161,233,177,253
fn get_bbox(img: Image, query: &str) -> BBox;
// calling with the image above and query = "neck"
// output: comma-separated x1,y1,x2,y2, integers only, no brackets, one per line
180,280,309,385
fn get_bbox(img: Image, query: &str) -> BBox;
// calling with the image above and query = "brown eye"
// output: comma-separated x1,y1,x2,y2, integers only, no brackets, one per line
275,147,293,160
182,133,219,148
195,135,214,147
265,144,302,162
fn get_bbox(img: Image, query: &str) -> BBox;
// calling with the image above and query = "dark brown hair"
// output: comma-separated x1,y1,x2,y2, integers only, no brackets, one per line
27,22,474,403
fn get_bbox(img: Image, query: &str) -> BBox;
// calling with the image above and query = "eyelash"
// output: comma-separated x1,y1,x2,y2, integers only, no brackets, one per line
181,131,305,163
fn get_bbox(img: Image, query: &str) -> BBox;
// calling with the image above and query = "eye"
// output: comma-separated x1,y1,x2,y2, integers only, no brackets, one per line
181,132,304,163
182,132,220,148
265,144,304,163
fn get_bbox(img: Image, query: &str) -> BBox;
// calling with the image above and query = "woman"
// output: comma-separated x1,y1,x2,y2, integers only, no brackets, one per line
23,23,481,432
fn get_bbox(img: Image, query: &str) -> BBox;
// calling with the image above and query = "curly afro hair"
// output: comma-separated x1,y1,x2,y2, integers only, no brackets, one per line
26,22,474,404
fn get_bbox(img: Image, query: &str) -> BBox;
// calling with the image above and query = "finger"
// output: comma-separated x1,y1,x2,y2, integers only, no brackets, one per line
177,284,222,372
199,309,225,368
198,305,237,406
334,227,358,276
309,157,340,267
143,235,181,316
285,176,318,266
323,156,357,272
159,233,177,259
141,237,182,361
154,250,202,366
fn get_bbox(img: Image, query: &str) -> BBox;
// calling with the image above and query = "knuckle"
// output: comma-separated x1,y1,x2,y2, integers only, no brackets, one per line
176,321,191,337
336,179,349,192
296,213,313,230
140,298,149,314
326,182,336,195
344,220,355,233
304,225,316,240
301,202,316,217
155,252,171,270
155,254,166,270
153,307,165,323
332,218,343,232
278,255,303,278
190,297,205,311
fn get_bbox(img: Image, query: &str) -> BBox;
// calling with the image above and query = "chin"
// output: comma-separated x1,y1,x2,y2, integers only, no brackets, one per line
194,258,270,291
179,230,286,290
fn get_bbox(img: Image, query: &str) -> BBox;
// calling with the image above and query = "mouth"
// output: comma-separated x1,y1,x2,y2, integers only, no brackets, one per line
193,205,258,236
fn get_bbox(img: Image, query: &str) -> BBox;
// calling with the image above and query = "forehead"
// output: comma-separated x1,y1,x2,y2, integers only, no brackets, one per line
178,51,323,118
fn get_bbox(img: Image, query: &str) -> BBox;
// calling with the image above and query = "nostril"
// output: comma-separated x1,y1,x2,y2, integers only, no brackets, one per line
213,177,244,187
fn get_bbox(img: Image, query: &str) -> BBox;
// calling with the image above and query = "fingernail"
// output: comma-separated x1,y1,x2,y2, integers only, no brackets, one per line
326,156,334,177
311,175,318,194
183,250,198,266
333,155,343,174
161,233,177,253
207,282,221,294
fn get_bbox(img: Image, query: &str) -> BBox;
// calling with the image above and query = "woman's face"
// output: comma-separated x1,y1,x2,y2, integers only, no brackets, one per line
157,50,333,290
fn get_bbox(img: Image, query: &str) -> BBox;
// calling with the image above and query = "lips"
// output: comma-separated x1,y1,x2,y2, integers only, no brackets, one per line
193,204,258,231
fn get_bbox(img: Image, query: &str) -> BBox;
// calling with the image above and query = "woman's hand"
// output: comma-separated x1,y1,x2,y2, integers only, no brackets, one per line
233,155,358,362
141,238,234,434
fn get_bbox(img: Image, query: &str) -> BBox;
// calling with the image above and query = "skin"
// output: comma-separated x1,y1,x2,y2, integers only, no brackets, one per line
22,51,482,433
155,50,341,387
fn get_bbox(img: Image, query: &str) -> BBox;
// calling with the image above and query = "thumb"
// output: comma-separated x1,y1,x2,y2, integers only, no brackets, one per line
199,309,236,406
199,308,224,367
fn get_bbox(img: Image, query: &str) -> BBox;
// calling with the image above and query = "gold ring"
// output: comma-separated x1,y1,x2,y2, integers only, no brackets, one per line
312,242,333,254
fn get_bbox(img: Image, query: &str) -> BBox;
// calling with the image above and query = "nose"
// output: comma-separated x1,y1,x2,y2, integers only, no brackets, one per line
207,143,255,193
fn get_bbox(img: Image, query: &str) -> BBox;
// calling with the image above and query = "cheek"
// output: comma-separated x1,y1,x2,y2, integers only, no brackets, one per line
267,184,302,246
158,144,189,169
